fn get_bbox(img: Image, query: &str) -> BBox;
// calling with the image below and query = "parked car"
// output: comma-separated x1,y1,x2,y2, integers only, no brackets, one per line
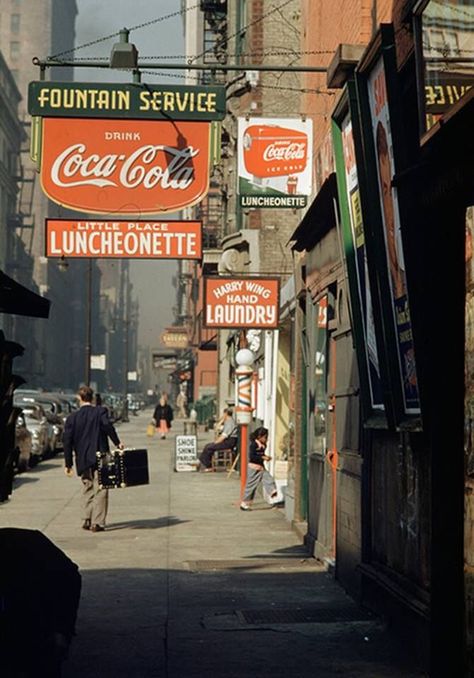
14,402,50,462
127,393,143,415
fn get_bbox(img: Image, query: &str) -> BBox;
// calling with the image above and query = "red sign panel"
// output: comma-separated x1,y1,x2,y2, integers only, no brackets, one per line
40,118,211,214
45,219,202,259
243,125,308,177
204,277,280,329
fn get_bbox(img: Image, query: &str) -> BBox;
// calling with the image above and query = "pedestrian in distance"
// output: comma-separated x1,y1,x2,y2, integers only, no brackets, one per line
153,393,173,439
198,408,238,472
240,426,280,511
63,385,124,532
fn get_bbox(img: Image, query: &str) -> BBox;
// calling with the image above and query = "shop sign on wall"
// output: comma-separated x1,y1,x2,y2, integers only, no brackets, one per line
161,328,189,349
204,277,280,329
238,117,313,208
45,219,202,259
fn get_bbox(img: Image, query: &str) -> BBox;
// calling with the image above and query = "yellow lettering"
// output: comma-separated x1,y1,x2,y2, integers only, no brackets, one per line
97,90,109,109
207,92,216,111
117,90,130,110
197,92,208,112
425,85,436,107
163,92,175,111
139,91,151,111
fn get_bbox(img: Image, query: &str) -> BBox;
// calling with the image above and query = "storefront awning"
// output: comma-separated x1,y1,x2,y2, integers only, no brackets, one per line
288,173,338,252
0,271,50,318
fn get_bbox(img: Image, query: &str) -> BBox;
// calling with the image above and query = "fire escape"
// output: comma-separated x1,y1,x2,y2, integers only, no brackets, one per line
6,122,36,282
197,0,228,251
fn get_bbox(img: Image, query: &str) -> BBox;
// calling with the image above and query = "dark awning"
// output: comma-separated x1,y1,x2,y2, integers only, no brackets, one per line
288,172,338,252
0,271,50,318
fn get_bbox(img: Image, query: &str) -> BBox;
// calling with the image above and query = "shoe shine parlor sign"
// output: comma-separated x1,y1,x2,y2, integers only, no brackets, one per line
28,81,226,258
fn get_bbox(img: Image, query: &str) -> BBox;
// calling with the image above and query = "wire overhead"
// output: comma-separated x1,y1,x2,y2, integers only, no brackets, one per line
49,3,202,59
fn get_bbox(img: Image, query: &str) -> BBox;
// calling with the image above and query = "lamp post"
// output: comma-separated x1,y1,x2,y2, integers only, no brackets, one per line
235,347,255,500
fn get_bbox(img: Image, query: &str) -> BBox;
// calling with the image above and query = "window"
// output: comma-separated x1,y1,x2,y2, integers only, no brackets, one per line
415,0,474,135
10,41,20,60
10,14,20,33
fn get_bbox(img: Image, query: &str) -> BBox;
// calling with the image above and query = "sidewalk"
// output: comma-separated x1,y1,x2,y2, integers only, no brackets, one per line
0,410,425,677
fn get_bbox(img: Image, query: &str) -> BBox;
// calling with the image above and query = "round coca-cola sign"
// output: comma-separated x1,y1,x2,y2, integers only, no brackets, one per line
40,118,211,214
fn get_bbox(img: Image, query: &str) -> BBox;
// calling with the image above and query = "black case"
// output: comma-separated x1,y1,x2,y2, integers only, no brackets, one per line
96,448,149,489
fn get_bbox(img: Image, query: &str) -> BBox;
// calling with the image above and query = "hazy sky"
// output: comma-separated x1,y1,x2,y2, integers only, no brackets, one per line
75,0,185,350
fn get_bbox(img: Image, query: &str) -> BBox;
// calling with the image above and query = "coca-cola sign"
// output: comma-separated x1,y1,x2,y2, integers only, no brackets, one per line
243,125,308,176
238,117,313,209
40,118,211,214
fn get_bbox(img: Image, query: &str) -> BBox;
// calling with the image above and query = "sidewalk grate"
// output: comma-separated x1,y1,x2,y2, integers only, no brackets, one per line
236,606,374,625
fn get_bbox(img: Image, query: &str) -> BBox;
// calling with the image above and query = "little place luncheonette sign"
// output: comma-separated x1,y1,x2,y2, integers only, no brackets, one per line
45,219,202,259
28,82,226,121
204,277,280,329
40,118,211,214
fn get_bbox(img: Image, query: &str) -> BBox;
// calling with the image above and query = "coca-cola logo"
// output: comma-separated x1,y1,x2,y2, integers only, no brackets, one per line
41,118,211,214
51,144,199,190
262,142,306,162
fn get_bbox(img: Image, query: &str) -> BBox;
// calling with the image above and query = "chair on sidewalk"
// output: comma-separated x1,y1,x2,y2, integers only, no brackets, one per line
211,433,239,472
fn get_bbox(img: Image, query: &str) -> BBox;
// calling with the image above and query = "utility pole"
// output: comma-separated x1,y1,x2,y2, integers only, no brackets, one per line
122,261,130,422
85,258,92,386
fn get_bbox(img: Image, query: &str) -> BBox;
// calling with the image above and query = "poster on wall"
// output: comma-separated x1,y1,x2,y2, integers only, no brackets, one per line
356,25,421,420
332,86,385,417
238,117,313,209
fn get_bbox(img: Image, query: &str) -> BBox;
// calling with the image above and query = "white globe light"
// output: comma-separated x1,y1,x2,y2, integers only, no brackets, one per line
235,348,255,366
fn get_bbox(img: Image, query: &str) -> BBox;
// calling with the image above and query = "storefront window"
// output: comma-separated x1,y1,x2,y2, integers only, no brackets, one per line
416,0,474,133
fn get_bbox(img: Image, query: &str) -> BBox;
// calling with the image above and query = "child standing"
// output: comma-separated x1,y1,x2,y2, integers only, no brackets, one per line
240,427,280,511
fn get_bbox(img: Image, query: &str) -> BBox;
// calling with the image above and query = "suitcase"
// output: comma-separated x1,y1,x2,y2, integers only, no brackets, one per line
96,448,149,489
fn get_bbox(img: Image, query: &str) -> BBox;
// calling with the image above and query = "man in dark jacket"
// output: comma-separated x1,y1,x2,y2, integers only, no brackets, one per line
63,386,123,532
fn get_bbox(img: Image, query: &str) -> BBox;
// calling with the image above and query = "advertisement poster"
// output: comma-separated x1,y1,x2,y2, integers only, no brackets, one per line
204,277,280,329
340,113,384,410
238,117,313,209
40,118,211,214
45,219,202,259
367,58,420,414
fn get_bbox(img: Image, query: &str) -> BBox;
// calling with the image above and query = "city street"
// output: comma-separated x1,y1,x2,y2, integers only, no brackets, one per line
1,409,424,678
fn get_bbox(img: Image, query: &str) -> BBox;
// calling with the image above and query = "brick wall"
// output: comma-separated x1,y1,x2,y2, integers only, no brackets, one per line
301,0,394,183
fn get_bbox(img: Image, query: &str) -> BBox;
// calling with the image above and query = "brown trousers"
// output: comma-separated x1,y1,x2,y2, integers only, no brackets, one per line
81,467,108,527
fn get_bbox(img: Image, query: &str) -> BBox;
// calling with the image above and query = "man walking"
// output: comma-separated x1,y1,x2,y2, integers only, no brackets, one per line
63,386,123,532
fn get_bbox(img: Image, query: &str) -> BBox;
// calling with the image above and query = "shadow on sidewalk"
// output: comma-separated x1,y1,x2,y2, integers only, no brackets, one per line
105,516,190,531
63,566,425,678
